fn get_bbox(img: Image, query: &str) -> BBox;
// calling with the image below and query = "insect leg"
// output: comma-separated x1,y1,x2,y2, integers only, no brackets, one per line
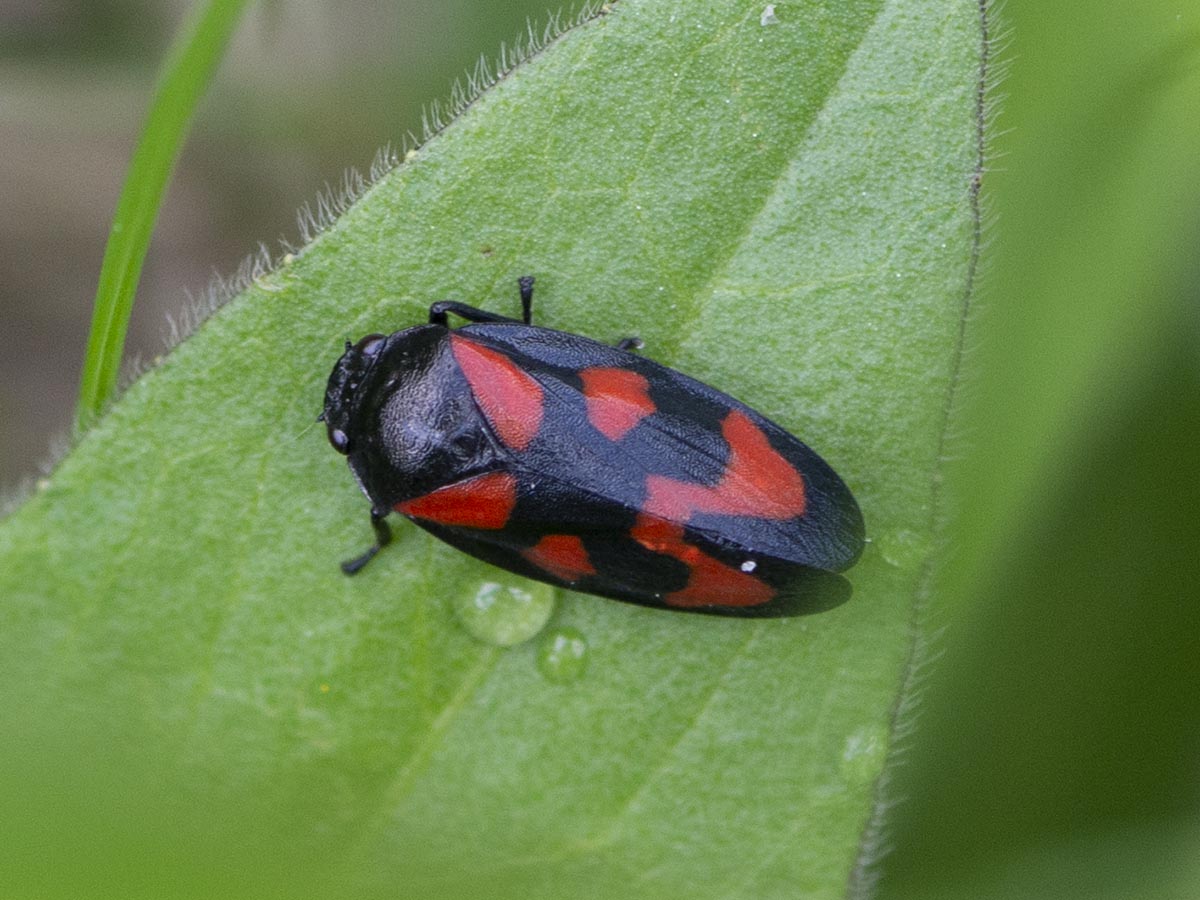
341,506,393,575
428,276,537,326
428,302,521,327
517,275,534,324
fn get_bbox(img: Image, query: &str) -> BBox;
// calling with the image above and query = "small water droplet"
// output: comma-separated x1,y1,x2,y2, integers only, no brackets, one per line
740,559,757,572
454,581,554,647
537,627,588,683
840,726,887,785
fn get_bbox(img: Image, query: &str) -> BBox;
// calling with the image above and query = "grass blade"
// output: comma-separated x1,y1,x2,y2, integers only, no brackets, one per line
75,0,250,429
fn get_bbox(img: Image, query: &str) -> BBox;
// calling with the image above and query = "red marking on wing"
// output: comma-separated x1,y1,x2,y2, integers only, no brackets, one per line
643,409,806,522
450,335,544,451
522,534,597,583
397,471,517,530
631,514,775,607
579,367,656,441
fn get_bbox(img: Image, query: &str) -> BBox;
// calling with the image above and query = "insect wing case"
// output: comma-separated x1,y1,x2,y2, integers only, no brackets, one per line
413,322,864,614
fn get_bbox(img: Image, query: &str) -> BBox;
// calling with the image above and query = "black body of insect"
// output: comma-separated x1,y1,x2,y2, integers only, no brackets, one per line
321,277,863,616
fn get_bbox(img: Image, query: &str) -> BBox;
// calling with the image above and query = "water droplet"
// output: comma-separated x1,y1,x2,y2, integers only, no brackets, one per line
840,726,887,785
740,559,757,572
454,581,554,647
537,627,588,683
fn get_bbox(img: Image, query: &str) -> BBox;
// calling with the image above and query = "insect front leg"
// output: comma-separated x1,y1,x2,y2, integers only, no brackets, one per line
341,506,393,575
428,275,538,327
428,302,520,327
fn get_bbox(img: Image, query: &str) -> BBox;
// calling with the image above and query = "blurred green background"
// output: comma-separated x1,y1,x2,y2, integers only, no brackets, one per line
0,0,555,493
873,2,1200,897
1,1,1197,897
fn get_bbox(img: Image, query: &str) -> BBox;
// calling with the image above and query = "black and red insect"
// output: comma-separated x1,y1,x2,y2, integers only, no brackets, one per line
321,277,863,617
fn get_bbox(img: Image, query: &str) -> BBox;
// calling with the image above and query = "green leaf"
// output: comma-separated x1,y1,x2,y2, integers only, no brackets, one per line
0,1,985,896
76,0,251,429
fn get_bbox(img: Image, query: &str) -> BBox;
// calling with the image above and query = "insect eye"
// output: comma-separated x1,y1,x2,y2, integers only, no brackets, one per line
353,334,387,357
329,428,351,454
450,431,480,457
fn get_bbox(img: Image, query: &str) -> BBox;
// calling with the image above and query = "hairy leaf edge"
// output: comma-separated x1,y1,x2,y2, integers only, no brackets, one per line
845,1,1005,897
0,0,616,518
